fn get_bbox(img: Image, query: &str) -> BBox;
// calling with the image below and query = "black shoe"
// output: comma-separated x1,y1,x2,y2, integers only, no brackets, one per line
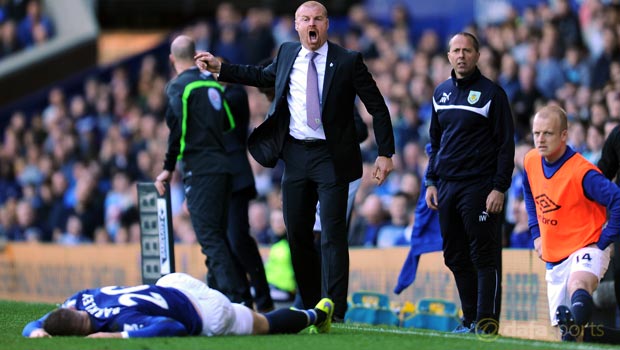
556,305,576,342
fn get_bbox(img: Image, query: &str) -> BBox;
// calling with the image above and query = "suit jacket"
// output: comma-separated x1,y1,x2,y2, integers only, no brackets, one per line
219,41,395,184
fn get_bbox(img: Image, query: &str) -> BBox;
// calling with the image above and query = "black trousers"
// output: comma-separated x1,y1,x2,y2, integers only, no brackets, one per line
228,186,274,312
184,173,253,305
281,137,349,319
437,177,501,327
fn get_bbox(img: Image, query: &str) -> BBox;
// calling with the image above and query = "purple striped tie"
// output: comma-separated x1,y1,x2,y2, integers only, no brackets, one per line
306,52,321,130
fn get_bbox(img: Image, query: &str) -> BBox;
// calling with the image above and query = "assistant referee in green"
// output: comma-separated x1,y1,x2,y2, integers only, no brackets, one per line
155,35,253,308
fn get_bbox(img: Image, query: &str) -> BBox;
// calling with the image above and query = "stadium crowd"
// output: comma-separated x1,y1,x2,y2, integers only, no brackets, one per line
0,0,54,59
0,0,618,255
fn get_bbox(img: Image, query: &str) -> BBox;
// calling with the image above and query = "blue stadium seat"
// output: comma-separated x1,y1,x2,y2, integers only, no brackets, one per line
344,291,400,326
402,298,460,331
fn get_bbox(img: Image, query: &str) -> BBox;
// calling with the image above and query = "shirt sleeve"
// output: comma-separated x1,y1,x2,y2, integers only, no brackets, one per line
522,169,541,242
582,170,620,250
491,88,515,193
163,82,183,172
22,316,48,337
352,52,395,157
426,99,440,184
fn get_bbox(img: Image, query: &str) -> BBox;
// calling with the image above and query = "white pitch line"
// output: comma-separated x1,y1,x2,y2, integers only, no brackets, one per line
333,324,611,350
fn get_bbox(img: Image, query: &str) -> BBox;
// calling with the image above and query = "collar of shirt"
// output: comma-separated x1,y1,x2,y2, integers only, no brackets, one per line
299,42,329,60
288,42,329,140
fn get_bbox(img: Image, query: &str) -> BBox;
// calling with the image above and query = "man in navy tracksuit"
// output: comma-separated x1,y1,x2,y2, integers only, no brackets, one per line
425,32,514,334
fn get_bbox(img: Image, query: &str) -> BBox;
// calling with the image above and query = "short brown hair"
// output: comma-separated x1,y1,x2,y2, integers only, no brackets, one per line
43,308,91,336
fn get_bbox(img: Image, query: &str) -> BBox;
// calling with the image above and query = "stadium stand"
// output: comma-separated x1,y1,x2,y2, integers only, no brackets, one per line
0,0,97,109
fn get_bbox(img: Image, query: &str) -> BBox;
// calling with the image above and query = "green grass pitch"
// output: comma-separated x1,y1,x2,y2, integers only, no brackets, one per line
1,300,615,350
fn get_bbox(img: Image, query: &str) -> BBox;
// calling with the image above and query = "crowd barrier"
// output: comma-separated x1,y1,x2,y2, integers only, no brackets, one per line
0,243,555,340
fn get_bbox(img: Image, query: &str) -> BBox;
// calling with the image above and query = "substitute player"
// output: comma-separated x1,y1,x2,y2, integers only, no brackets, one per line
23,272,333,338
523,105,620,342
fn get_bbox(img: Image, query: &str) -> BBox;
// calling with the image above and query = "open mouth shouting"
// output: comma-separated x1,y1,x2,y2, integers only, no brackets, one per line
309,30,318,44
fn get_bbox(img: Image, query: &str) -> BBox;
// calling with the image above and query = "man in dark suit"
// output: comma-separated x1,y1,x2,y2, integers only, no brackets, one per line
195,1,395,321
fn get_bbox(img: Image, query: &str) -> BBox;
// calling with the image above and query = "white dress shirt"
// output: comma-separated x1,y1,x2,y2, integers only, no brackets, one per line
288,42,328,140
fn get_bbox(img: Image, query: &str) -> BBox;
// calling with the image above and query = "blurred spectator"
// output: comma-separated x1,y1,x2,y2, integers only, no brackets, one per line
393,100,421,155
192,20,212,52
271,14,295,46
248,199,271,245
504,142,532,245
391,26,413,61
567,119,587,153
0,19,20,58
212,2,244,64
376,191,412,247
348,193,388,247
606,89,620,120
0,156,21,205
114,206,140,244
104,170,133,241
561,44,591,87
0,0,27,22
407,73,434,129
42,87,67,127
400,142,424,178
583,124,604,164
552,0,584,53
508,196,532,249
56,214,91,245
100,129,138,181
389,2,411,30
512,63,544,141
398,170,421,204
241,7,275,65
535,35,566,99
65,172,104,240
579,0,605,58
82,76,100,113
417,29,441,57
213,23,245,64
41,170,68,238
589,100,608,129
498,53,520,102
591,26,620,90
6,199,43,241
17,0,53,48
93,227,112,244
264,208,295,302
136,54,162,109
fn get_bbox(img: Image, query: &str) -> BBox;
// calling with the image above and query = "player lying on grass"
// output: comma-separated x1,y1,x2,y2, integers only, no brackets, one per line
23,272,333,338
